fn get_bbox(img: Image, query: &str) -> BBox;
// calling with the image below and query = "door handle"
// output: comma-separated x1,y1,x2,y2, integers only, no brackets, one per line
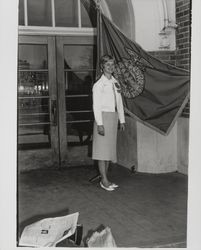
51,99,57,126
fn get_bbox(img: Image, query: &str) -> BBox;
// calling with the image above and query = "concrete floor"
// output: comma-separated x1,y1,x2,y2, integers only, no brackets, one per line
18,164,188,247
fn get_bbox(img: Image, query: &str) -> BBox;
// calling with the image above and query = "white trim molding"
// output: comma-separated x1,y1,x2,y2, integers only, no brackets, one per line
18,26,96,36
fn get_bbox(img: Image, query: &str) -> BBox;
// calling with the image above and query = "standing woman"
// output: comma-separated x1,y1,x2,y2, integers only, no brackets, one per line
92,55,125,191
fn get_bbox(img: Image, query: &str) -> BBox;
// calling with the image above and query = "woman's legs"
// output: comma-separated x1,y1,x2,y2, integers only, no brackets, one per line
105,161,109,175
105,161,113,186
98,160,110,187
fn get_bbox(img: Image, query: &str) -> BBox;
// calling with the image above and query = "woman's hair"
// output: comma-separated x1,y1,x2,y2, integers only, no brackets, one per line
100,55,115,71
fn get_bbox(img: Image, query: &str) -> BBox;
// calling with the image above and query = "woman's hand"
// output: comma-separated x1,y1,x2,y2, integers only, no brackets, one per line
97,125,105,136
119,123,125,131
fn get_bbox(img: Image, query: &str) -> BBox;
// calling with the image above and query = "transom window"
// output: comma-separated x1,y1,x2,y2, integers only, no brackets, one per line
18,0,97,28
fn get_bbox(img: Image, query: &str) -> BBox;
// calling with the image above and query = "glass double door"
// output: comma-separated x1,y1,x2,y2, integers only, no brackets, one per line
18,35,95,169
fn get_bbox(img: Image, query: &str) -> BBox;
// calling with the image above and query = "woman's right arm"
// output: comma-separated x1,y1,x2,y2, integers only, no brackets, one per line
93,84,105,136
93,84,103,126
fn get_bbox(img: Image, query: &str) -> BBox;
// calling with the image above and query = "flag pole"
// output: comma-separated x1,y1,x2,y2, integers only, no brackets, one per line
95,0,102,80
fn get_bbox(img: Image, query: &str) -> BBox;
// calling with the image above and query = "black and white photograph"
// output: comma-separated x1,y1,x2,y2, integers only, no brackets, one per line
0,0,201,249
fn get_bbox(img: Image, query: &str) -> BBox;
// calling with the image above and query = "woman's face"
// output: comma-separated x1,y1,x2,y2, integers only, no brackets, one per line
103,59,115,75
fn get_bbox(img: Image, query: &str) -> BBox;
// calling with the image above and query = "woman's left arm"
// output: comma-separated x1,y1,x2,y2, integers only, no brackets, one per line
119,123,125,131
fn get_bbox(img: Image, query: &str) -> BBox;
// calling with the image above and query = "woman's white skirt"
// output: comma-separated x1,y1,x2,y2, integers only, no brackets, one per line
92,112,118,163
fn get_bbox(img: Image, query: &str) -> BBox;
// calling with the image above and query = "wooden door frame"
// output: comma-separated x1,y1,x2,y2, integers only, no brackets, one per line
56,35,95,165
18,35,60,165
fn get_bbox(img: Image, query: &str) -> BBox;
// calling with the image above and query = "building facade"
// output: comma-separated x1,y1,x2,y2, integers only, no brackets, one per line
17,0,191,174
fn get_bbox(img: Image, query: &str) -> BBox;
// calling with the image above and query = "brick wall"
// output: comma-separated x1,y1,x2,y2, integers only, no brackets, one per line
175,0,191,71
176,0,191,117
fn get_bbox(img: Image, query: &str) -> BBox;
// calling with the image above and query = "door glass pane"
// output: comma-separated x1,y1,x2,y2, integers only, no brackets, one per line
18,45,50,149
65,71,93,95
81,0,97,27
27,0,52,26
18,45,48,70
55,0,78,27
64,45,95,147
65,94,93,146
64,70,94,146
18,0,25,26
64,45,94,70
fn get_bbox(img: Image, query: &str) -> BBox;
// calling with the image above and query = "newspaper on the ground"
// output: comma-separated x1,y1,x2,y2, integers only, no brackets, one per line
19,212,79,247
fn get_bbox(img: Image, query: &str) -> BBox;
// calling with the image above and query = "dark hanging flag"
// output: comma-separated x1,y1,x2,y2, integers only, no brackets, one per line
96,10,190,135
